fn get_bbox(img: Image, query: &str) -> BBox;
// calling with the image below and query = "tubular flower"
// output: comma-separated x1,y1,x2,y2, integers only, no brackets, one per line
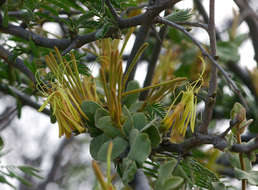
37,48,97,138
162,58,205,142
162,85,198,142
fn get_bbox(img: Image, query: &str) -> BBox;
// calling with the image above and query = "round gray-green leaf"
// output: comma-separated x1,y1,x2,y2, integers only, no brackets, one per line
143,125,161,148
132,112,146,131
97,137,128,162
122,80,140,108
128,133,151,165
95,116,122,138
90,134,110,160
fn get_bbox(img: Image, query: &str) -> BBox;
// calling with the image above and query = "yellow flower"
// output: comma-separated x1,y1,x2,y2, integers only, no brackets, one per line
37,48,97,138
162,85,197,142
162,57,205,142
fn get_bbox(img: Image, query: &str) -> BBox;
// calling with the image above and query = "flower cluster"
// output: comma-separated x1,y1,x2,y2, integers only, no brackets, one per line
162,58,205,142
37,48,97,138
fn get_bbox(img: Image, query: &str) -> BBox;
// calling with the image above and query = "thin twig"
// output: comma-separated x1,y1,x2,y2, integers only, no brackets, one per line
195,0,257,105
124,24,151,82
220,119,239,138
122,0,154,84
159,132,258,155
175,21,208,31
0,84,50,116
105,0,121,22
0,106,17,131
140,25,167,100
62,2,172,56
194,0,221,40
231,137,258,153
227,61,258,103
0,0,182,55
0,45,36,83
120,3,148,17
0,24,71,49
158,132,228,154
36,139,72,190
236,132,247,190
199,0,217,134
234,0,258,64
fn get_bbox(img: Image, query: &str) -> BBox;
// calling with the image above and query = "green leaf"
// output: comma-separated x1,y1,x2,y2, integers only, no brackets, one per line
0,175,15,188
78,20,100,29
157,159,178,185
77,11,96,24
18,166,43,179
164,9,193,23
143,125,161,148
146,103,166,120
50,106,56,124
128,133,151,165
15,175,32,187
90,134,110,160
28,40,39,57
25,0,37,10
168,28,189,44
40,4,59,16
97,137,128,162
129,128,139,147
77,63,90,76
3,2,9,27
122,108,133,136
243,156,252,171
81,100,104,122
35,12,55,22
89,105,109,136
95,116,123,138
17,99,22,119
122,80,140,108
0,136,4,151
132,112,146,131
155,159,183,190
94,107,109,122
122,105,131,117
121,158,138,184
6,169,32,187
24,59,37,74
217,41,240,62
45,0,70,12
61,0,84,11
228,151,252,171
95,22,113,39
174,164,193,186
233,33,249,46
162,176,184,190
175,50,197,77
123,118,133,135
228,152,241,169
234,167,258,186
129,101,144,113
181,158,219,189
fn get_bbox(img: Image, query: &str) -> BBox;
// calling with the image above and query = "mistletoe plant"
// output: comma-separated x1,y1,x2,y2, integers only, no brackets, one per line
35,30,226,189
0,0,258,189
